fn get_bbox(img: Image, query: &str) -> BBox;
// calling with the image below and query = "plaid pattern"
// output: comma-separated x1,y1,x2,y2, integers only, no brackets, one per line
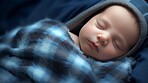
0,19,133,83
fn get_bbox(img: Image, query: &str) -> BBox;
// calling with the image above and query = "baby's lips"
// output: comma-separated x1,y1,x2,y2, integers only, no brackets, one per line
90,41,99,52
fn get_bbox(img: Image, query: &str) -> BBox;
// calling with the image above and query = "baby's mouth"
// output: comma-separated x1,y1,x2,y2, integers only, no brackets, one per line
88,40,99,52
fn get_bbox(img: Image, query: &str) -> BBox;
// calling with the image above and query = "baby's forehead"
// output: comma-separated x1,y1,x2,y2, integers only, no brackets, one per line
103,5,134,15
102,5,139,27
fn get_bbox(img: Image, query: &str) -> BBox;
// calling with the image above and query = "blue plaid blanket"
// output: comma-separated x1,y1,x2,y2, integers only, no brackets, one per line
0,19,134,83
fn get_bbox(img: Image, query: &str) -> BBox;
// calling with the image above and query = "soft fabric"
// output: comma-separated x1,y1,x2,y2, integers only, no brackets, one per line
0,19,134,83
0,0,41,36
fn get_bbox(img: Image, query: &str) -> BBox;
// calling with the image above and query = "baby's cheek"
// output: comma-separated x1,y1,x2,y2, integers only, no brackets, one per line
102,46,118,59
81,43,91,55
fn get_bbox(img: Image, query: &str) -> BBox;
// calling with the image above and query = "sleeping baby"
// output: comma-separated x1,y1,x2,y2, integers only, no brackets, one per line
0,0,147,83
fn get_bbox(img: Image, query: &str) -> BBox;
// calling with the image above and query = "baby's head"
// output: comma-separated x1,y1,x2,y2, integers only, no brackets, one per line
79,5,139,61
66,0,147,61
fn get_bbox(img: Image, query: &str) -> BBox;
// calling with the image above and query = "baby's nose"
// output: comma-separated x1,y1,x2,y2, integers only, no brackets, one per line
97,34,108,46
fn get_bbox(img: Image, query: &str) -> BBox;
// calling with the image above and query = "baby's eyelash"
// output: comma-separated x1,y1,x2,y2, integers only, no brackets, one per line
97,19,106,30
113,41,118,50
96,20,104,30
113,40,121,51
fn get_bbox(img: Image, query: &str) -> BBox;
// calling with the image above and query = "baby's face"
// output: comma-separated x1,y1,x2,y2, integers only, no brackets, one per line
79,5,139,60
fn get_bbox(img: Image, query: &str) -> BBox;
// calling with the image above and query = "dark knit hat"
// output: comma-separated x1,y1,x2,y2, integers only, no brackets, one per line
66,0,147,60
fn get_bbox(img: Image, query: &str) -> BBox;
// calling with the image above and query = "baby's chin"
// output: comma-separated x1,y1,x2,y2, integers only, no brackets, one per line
83,52,99,59
84,53,112,61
